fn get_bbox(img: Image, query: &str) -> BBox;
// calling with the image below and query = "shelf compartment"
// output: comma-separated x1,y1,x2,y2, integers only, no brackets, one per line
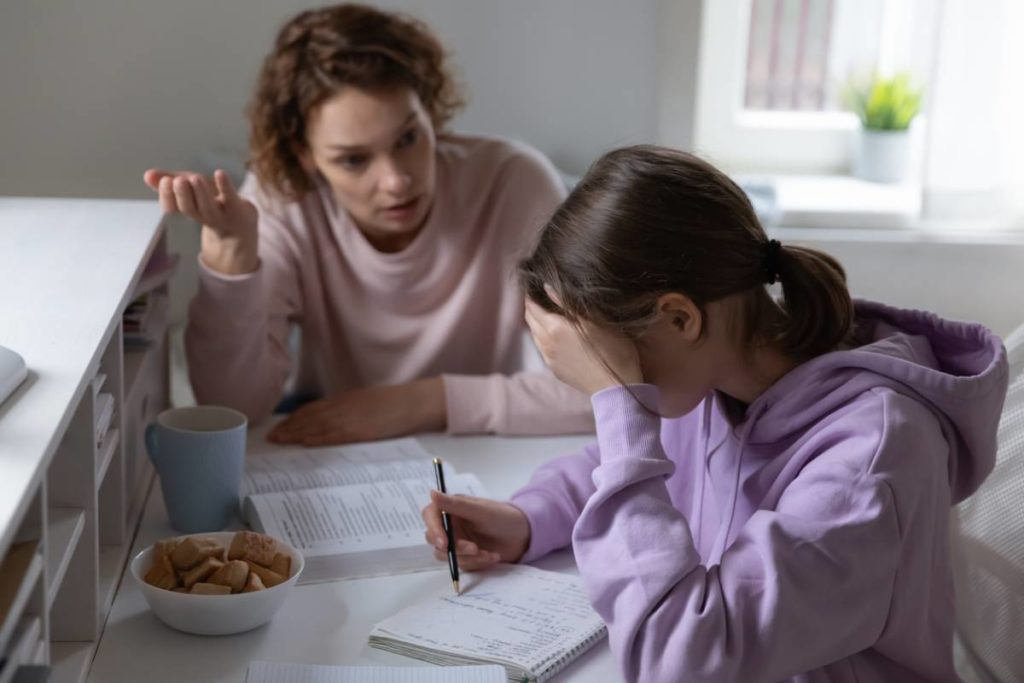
45,509,85,605
0,616,42,683
0,544,42,657
94,430,120,485
49,641,93,683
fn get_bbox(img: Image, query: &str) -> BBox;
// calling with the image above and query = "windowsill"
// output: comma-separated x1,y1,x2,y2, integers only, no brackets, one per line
738,173,922,230
738,173,1024,244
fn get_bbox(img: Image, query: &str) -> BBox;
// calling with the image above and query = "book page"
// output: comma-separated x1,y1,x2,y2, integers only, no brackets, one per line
369,565,606,677
248,474,486,557
243,438,436,495
246,662,505,683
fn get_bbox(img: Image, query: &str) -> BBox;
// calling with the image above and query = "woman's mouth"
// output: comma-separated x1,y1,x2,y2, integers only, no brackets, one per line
381,195,421,220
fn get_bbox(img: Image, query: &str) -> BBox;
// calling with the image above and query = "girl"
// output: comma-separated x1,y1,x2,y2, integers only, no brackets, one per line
143,4,591,446
423,146,1008,681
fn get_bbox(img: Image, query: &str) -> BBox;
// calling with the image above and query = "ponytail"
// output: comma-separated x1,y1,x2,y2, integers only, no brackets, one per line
773,245,853,358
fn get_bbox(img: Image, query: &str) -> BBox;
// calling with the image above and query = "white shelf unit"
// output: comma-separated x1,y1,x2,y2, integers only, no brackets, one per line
0,200,172,683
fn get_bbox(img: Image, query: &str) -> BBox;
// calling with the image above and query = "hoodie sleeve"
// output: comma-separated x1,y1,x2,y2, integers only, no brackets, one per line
573,384,905,683
508,442,601,563
185,182,300,422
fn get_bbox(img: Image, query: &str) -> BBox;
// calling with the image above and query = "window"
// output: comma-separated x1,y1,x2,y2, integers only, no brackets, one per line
692,0,939,175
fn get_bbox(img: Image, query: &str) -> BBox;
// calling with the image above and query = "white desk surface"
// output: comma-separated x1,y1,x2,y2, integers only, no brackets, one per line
0,198,163,557
88,431,620,682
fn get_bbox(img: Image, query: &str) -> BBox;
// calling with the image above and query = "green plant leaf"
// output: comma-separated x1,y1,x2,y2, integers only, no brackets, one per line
841,70,923,131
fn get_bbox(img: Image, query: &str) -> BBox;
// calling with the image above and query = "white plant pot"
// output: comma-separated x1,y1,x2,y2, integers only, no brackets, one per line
854,129,911,183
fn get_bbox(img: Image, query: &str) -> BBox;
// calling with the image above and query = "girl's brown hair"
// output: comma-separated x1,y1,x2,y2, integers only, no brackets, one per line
519,146,853,360
248,3,465,200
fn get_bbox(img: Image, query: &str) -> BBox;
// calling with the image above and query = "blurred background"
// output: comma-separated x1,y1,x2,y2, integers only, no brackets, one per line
1,0,1023,334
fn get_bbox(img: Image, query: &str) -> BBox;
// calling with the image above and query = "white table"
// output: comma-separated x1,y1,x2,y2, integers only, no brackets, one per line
88,431,619,682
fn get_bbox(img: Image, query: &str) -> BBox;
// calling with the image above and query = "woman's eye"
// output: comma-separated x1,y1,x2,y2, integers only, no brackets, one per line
334,154,368,170
397,129,418,148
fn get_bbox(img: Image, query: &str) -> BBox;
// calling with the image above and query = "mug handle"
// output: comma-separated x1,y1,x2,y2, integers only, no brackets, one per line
145,423,159,466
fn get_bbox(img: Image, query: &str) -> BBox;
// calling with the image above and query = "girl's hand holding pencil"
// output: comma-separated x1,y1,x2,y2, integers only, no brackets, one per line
421,492,530,572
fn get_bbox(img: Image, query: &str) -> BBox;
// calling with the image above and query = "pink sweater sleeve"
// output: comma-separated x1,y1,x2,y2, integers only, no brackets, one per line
442,372,595,435
564,385,904,682
185,192,300,422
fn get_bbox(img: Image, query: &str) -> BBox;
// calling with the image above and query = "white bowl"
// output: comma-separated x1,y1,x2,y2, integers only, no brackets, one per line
130,531,304,636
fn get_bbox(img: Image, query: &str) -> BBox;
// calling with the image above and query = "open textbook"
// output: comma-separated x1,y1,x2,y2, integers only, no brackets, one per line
242,438,486,584
368,564,608,683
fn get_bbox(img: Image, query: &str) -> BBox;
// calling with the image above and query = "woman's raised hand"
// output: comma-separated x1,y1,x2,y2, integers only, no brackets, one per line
143,169,259,275
421,491,531,571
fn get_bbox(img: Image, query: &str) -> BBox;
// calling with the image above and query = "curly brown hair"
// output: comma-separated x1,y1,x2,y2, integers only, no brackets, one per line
247,4,465,200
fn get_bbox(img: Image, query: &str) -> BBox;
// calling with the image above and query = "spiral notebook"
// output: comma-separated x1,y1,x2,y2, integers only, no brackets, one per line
368,565,607,683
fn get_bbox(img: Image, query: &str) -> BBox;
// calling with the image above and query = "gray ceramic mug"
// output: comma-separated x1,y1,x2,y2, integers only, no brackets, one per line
146,406,247,533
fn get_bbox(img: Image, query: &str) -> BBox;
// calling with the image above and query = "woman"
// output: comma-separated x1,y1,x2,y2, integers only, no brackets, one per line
144,4,591,446
422,146,1008,681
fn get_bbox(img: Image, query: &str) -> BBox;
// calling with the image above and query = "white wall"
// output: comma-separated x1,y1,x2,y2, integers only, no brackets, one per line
0,0,676,199
778,230,1024,338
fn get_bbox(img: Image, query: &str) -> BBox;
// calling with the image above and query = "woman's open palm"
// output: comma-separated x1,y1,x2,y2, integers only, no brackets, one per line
143,168,257,242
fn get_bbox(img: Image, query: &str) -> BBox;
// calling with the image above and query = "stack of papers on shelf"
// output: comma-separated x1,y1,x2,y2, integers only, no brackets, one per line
123,293,169,349
243,438,486,584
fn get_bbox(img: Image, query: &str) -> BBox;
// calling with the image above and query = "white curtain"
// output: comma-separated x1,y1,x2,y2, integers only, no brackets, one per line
923,0,1024,226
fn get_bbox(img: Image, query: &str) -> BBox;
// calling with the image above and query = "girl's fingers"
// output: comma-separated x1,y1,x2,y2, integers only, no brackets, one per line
422,504,448,548
542,283,564,308
432,548,501,571
172,176,199,219
428,490,491,522
455,538,479,555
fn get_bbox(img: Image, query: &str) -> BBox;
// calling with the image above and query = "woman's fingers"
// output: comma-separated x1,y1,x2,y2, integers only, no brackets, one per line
172,176,200,219
156,176,177,213
190,174,219,223
214,169,238,203
144,169,169,190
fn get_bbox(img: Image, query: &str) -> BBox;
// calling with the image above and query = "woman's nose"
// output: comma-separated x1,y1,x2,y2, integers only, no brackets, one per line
379,158,413,195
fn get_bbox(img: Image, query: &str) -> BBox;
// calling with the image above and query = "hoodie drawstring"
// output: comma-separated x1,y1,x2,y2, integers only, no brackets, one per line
707,400,769,565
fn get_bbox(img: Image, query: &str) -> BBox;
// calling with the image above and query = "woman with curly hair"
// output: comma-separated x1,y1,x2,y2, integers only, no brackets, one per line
144,4,591,445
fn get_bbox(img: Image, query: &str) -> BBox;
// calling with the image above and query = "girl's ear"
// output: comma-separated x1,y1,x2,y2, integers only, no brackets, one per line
657,293,703,343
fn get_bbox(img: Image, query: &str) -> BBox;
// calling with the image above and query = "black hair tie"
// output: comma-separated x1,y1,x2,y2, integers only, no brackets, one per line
762,239,782,285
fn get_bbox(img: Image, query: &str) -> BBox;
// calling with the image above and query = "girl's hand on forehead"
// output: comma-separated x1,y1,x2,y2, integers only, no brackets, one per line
524,286,642,396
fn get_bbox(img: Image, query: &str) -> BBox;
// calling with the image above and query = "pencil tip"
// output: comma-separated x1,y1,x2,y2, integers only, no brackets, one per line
453,580,460,595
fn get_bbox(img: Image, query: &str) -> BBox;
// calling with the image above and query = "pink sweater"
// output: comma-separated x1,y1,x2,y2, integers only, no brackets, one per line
185,134,593,435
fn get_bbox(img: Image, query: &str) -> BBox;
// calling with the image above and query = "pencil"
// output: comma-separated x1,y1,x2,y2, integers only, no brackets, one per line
432,457,461,595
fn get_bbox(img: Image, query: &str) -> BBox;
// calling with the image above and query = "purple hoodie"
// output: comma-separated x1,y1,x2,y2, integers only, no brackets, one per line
510,301,1008,682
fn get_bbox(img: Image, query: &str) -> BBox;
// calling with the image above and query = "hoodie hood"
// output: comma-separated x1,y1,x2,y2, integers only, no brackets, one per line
742,300,1008,503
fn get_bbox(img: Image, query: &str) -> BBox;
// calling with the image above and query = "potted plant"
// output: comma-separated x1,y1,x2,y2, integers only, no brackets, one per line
843,72,923,183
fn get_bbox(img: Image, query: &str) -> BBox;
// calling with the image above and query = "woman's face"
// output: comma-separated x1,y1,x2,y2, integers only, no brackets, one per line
305,86,437,252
